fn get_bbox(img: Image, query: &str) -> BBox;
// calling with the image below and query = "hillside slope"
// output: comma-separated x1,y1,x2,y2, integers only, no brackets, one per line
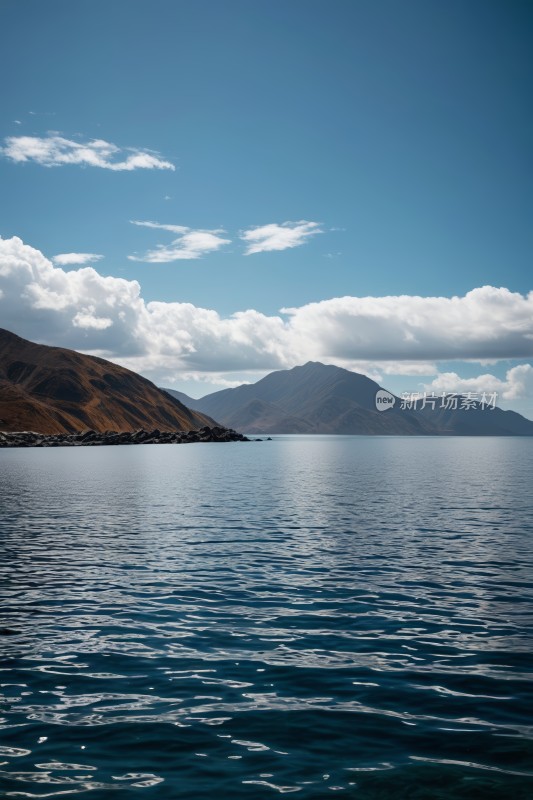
0,328,213,434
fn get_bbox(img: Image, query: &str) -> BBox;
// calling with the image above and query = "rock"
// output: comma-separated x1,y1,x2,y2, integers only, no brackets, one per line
0,425,250,448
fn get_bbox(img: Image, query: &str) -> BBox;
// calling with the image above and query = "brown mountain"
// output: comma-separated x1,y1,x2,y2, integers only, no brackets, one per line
0,328,213,434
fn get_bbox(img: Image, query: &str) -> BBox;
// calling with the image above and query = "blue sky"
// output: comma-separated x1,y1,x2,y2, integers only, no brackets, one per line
1,0,532,416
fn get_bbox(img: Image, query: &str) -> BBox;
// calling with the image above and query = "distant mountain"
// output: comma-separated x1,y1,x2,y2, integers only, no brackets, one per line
163,388,314,433
0,328,213,434
163,362,533,436
167,362,433,435
418,401,533,436
163,388,201,410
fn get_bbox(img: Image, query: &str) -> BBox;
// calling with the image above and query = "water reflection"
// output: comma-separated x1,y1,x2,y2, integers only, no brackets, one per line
1,437,532,797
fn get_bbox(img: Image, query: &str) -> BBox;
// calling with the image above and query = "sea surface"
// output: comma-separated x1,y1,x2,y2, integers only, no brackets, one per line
1,436,532,799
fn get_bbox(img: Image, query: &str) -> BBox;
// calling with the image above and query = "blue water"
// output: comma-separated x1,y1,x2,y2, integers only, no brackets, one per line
1,436,532,798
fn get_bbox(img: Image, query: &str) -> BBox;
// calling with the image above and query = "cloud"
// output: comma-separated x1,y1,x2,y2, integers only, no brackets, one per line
128,220,231,262
1,236,533,388
240,221,322,255
280,288,533,361
72,307,113,330
130,220,189,235
0,235,285,371
1,135,174,171
424,365,533,401
52,253,104,266
180,373,252,390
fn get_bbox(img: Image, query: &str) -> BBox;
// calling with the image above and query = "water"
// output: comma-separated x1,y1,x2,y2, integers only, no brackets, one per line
1,436,532,798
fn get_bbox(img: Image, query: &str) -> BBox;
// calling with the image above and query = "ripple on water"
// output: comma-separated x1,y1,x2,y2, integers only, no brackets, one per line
1,437,533,797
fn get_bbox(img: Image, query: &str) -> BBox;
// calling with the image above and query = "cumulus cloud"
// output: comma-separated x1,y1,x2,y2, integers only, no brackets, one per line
128,220,231,262
1,235,533,388
52,253,104,266
424,365,533,401
72,308,113,330
240,221,322,255
0,235,286,373
1,135,174,171
280,289,533,361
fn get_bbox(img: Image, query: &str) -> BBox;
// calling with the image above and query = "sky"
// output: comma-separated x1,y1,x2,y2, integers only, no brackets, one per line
0,0,532,417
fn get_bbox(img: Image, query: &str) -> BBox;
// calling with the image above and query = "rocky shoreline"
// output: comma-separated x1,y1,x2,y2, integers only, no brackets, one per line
0,426,254,448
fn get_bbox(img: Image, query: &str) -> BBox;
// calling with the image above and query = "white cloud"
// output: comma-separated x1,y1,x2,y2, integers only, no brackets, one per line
1,235,533,390
343,361,437,380
180,372,252,389
0,235,286,372
240,221,322,255
280,288,533,362
1,135,174,171
52,253,104,266
424,365,533,401
379,362,437,376
130,220,189,235
72,308,113,330
128,220,231,262
0,236,145,355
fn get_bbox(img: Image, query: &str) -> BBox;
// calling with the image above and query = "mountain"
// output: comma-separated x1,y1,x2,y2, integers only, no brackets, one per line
163,388,201,410
163,388,315,433
418,401,533,436
167,362,434,435
163,362,533,436
0,328,213,434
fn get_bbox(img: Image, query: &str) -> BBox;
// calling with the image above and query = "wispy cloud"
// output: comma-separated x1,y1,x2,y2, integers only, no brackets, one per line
128,220,231,262
1,135,175,171
52,253,104,266
240,220,323,255
130,221,189,235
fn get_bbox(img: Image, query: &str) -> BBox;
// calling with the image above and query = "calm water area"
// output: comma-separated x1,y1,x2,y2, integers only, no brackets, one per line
1,436,532,798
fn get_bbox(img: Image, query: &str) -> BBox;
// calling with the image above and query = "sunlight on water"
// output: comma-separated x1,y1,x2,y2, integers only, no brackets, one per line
1,436,532,798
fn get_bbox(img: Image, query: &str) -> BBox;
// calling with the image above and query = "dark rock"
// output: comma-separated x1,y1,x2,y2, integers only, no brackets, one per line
0,425,250,448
